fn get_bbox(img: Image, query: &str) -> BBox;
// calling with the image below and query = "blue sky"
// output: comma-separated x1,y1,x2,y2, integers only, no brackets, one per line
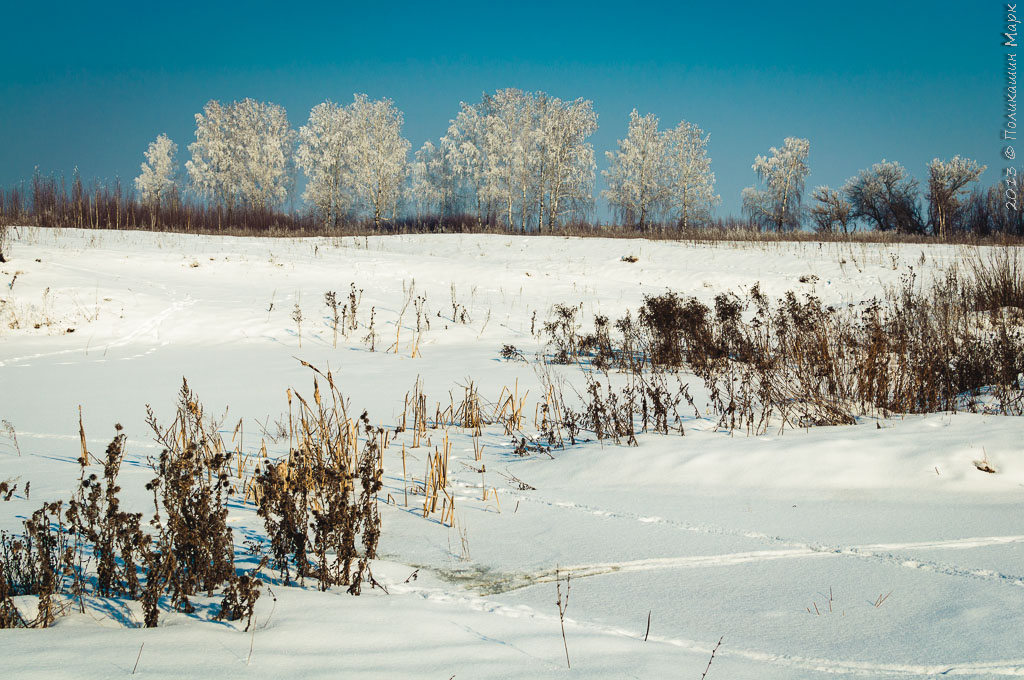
0,1,999,218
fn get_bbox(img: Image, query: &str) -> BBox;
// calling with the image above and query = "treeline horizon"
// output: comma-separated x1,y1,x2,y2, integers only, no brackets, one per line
2,170,1022,245
0,89,1022,242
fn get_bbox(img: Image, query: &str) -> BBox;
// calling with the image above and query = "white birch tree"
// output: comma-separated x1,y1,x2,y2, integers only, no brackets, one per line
602,110,668,229
926,155,986,238
443,101,494,225
409,140,462,221
742,137,810,231
296,101,355,228
347,94,411,229
663,121,717,229
538,96,597,231
186,98,296,212
134,134,179,218
482,89,532,230
431,90,596,230
408,141,438,220
296,95,411,229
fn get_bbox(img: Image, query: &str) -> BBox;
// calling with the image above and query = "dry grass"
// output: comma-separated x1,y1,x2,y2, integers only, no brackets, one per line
532,249,1024,441
254,361,383,593
0,365,386,629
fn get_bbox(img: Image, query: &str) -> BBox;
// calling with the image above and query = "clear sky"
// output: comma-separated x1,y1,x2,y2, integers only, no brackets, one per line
0,0,1000,218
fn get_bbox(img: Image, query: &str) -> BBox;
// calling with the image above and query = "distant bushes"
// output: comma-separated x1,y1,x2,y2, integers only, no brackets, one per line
0,172,314,236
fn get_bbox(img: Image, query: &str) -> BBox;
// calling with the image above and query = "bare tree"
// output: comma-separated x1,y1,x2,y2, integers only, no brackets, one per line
843,160,924,234
809,186,853,234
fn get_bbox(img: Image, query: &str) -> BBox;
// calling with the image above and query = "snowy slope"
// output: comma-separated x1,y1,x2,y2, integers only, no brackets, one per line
1,228,1022,679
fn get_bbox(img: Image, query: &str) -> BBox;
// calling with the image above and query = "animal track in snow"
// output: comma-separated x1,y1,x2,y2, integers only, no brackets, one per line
501,491,1024,588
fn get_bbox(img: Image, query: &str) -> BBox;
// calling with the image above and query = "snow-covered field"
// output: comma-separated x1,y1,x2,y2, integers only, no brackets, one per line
1,227,1023,679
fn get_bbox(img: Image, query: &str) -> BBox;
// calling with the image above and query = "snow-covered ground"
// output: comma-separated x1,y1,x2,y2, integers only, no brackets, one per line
1,228,1022,679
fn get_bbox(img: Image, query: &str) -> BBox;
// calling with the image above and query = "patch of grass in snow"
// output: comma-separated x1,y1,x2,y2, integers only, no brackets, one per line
535,250,1024,441
0,364,386,631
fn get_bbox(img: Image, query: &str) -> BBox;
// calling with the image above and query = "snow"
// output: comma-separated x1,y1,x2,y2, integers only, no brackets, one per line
1,228,1022,678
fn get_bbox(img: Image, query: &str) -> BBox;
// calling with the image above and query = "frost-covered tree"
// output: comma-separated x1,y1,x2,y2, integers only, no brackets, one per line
443,102,492,224
347,94,411,229
134,134,179,219
663,121,718,229
742,137,810,232
478,89,596,231
537,95,597,231
408,141,438,220
603,110,669,229
296,101,355,228
409,140,461,221
297,95,411,229
926,156,986,238
843,160,924,234
433,90,596,231
808,186,852,234
186,99,296,211
482,89,536,230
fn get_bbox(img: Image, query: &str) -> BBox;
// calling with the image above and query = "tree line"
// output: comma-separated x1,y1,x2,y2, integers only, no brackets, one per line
1,89,1020,240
